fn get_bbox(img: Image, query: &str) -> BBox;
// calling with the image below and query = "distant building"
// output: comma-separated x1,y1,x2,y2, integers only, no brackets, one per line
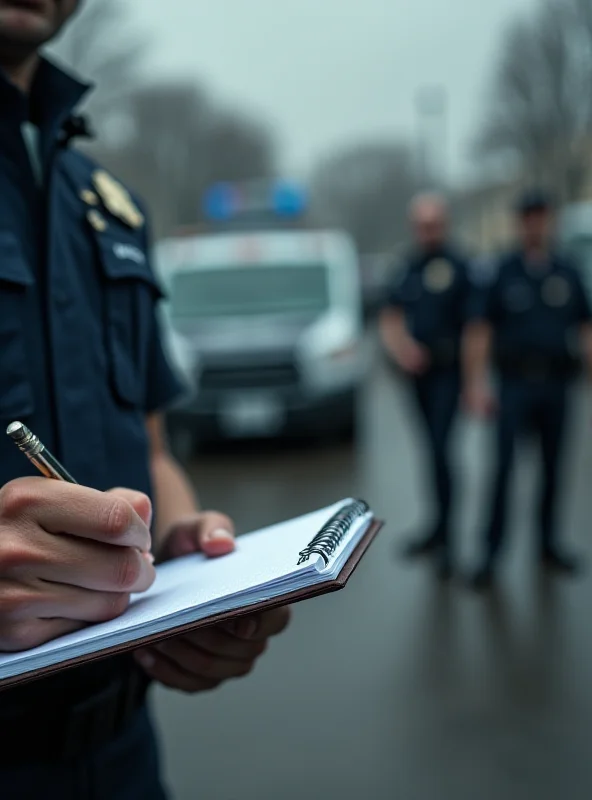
451,178,521,254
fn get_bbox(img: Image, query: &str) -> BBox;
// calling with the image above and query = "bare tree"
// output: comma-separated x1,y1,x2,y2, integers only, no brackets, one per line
310,142,418,254
95,83,277,238
477,0,592,201
201,111,276,186
93,82,212,236
46,1,276,237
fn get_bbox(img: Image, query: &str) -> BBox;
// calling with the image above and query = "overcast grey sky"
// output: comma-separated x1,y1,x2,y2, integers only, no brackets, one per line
133,0,537,183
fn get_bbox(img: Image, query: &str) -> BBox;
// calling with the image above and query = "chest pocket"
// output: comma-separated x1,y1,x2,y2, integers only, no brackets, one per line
401,272,423,304
95,231,164,408
0,232,35,419
540,274,575,314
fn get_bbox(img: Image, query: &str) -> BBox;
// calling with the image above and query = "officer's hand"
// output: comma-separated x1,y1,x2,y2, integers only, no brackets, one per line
0,479,156,652
134,606,291,694
464,382,496,418
155,510,236,562
396,337,431,376
134,511,291,693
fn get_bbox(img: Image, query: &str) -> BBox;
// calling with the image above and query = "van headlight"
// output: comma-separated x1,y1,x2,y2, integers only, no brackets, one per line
298,312,365,391
326,342,360,363
302,338,365,393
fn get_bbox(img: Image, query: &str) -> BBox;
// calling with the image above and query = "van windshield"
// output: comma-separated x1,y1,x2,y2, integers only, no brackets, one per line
169,264,331,319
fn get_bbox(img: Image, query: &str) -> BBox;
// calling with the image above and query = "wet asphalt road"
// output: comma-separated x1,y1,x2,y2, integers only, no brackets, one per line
154,333,592,800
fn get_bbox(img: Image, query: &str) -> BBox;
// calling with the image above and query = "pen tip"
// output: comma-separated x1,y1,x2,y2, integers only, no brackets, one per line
6,422,26,442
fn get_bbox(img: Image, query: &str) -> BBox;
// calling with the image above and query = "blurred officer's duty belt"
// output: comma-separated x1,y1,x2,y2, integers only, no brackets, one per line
497,354,578,381
428,339,459,369
0,669,148,764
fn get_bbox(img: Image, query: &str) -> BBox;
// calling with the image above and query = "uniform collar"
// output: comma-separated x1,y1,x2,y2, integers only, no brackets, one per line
414,244,453,264
0,56,92,142
518,249,555,278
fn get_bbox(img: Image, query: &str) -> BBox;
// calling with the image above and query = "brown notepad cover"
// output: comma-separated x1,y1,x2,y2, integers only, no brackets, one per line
0,518,383,691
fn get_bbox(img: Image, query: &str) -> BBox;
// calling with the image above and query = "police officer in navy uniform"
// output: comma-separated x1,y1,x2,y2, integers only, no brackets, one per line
464,189,592,589
0,3,289,797
380,193,472,579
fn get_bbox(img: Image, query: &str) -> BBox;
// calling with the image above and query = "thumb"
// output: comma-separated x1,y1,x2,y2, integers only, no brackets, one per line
163,513,235,561
107,487,153,528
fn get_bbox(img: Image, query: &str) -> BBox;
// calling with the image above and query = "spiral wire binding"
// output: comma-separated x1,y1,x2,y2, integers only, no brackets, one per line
297,499,370,566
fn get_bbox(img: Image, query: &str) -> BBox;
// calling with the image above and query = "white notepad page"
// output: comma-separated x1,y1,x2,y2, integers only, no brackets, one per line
0,498,372,682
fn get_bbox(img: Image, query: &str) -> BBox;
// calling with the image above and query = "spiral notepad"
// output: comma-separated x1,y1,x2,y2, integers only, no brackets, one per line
298,499,370,566
0,498,380,689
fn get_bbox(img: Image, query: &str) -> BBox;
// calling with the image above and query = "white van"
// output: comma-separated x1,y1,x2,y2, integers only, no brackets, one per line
154,228,366,452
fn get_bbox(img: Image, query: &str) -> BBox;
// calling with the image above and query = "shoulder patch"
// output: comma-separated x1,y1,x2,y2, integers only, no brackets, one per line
92,170,145,230
59,150,147,232
423,258,455,292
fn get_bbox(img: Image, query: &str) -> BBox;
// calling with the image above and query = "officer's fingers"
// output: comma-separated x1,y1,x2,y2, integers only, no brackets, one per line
150,637,254,681
134,648,223,694
183,626,268,662
32,538,156,593
107,488,153,529
33,585,131,624
0,617,84,654
224,607,291,642
166,513,235,559
0,479,152,552
196,512,236,558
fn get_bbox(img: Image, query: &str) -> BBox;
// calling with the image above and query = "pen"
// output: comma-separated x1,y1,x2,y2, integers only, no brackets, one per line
7,421,154,562
7,421,78,484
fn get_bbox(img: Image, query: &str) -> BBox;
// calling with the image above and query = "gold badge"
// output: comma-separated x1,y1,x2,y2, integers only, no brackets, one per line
80,189,99,206
424,259,454,293
92,170,145,229
87,209,108,233
542,276,571,307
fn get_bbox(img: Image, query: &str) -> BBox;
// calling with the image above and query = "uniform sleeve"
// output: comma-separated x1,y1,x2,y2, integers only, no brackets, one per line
144,305,187,414
466,255,501,323
138,214,187,414
384,260,412,309
570,268,592,323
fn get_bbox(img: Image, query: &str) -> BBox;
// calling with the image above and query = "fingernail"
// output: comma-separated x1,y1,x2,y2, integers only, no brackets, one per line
135,651,155,670
142,552,155,565
206,528,233,543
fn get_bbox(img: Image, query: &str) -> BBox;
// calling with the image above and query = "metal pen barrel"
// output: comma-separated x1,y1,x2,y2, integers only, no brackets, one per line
6,422,78,484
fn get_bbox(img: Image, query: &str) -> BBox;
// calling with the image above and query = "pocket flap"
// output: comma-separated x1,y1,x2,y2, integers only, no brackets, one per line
94,231,163,295
0,232,35,287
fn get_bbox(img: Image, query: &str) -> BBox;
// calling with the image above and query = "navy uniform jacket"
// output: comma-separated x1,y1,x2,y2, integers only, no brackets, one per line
386,246,472,368
0,61,182,717
468,250,592,371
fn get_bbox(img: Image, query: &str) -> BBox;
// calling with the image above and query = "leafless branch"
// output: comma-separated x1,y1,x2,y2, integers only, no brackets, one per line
476,0,592,200
310,142,418,253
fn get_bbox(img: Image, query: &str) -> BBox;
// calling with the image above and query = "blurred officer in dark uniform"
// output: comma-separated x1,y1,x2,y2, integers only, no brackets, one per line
380,193,472,579
464,189,592,589
0,2,289,797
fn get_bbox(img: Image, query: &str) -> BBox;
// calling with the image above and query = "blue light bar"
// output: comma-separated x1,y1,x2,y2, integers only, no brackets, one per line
203,180,307,222
272,182,307,217
203,183,238,221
